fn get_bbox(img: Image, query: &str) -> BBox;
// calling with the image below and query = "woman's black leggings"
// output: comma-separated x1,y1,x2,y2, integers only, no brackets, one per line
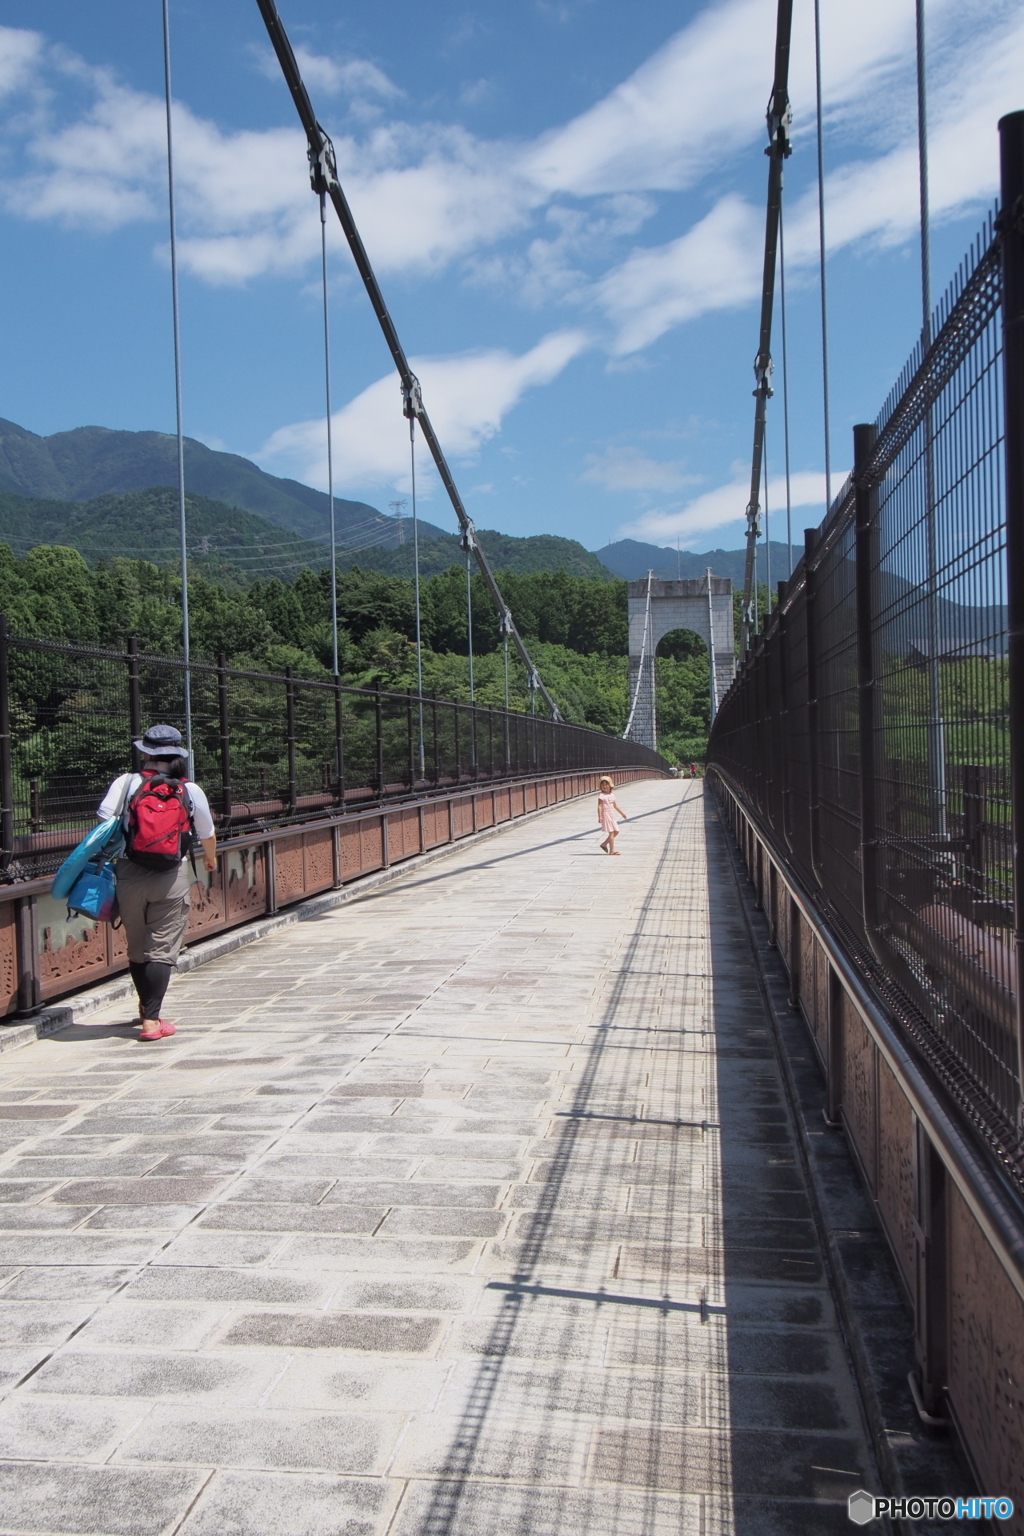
129,961,173,1020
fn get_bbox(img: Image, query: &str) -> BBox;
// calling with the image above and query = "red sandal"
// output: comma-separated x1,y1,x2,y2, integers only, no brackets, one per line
139,1019,176,1041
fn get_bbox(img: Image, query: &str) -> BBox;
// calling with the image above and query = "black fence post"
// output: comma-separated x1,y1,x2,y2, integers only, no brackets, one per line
804,528,823,886
431,693,439,785
375,685,385,798
454,702,461,783
854,422,881,948
217,652,232,822
285,667,297,813
406,689,415,788
334,675,346,809
999,111,1024,1109
0,616,13,872
127,636,142,771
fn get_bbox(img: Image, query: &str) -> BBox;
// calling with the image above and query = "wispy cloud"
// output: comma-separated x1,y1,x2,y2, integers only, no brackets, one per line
0,0,1015,341
596,195,762,355
258,330,588,493
619,470,833,543
292,48,402,103
581,446,699,495
0,24,42,99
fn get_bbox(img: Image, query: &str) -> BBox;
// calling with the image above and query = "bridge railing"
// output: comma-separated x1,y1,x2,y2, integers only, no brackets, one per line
0,623,666,883
710,204,1021,1159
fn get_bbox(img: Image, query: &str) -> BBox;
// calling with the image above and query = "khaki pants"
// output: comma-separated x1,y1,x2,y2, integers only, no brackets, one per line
115,858,193,965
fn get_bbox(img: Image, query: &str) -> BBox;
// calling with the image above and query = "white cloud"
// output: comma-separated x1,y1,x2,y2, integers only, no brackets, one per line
597,195,762,354
581,446,698,495
619,471,832,543
291,47,402,103
0,0,1015,338
591,0,1023,354
258,330,588,493
0,25,42,99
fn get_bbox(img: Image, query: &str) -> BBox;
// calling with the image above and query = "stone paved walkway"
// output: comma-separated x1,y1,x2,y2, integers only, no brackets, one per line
0,780,874,1535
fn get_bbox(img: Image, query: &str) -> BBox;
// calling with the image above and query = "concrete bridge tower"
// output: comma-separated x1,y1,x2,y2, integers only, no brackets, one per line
624,574,735,751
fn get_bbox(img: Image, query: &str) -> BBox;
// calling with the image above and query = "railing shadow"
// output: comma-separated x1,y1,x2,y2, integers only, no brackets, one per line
703,792,873,1529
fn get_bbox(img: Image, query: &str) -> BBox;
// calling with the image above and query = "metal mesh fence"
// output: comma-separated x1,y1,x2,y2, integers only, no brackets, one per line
0,632,666,881
710,210,1021,1150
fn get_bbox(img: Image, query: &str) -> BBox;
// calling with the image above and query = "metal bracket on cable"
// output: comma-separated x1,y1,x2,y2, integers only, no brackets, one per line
459,523,477,554
307,132,337,197
402,375,423,422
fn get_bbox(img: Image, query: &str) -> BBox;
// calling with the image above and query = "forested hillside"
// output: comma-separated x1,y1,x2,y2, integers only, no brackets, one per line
0,488,612,588
0,544,712,762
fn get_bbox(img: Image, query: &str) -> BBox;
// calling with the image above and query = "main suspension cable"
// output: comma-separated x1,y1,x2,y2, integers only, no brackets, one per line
257,0,562,720
739,0,793,655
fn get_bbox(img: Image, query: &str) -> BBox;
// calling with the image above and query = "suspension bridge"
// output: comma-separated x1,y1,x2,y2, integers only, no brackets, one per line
0,0,1022,1532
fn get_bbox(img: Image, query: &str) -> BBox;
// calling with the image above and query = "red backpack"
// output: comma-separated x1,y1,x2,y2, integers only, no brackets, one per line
124,771,195,870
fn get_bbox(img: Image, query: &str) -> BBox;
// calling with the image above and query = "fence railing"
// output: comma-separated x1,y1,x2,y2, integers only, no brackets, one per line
0,625,666,883
709,197,1023,1168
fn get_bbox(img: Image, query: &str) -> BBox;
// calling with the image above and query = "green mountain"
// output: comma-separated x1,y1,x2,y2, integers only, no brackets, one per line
0,487,613,586
596,537,798,584
0,487,331,586
0,417,447,546
340,529,612,579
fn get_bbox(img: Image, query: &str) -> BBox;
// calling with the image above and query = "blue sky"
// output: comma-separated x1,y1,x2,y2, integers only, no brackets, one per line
0,0,1019,555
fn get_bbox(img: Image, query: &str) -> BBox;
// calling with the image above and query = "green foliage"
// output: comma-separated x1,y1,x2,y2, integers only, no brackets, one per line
0,542,712,760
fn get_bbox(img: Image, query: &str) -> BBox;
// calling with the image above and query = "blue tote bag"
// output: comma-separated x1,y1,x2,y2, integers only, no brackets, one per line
51,777,132,915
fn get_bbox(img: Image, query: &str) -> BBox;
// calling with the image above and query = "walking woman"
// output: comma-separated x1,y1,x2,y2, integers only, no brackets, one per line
597,775,627,855
98,724,217,1041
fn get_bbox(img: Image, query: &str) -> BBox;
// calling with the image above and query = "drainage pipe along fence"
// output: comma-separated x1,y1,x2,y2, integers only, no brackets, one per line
708,116,1024,1511
0,625,666,1018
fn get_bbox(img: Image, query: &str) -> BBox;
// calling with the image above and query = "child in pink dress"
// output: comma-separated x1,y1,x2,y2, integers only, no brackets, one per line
597,776,627,854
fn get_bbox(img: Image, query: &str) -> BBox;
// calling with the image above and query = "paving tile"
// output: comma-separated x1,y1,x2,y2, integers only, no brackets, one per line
388,1479,702,1536
82,1203,203,1229
216,1311,441,1353
118,1405,389,1473
0,1345,55,1390
50,1177,227,1205
152,1232,283,1266
73,1303,225,1348
0,1301,93,1345
0,1463,205,1535
0,1393,146,1461
29,1347,280,1401
178,1470,391,1536
123,1267,327,1305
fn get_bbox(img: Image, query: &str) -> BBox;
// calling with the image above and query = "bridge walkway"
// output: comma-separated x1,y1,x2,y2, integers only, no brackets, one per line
0,779,876,1535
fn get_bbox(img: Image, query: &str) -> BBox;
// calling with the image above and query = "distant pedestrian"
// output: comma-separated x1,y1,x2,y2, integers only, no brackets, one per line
98,724,217,1041
597,775,627,855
